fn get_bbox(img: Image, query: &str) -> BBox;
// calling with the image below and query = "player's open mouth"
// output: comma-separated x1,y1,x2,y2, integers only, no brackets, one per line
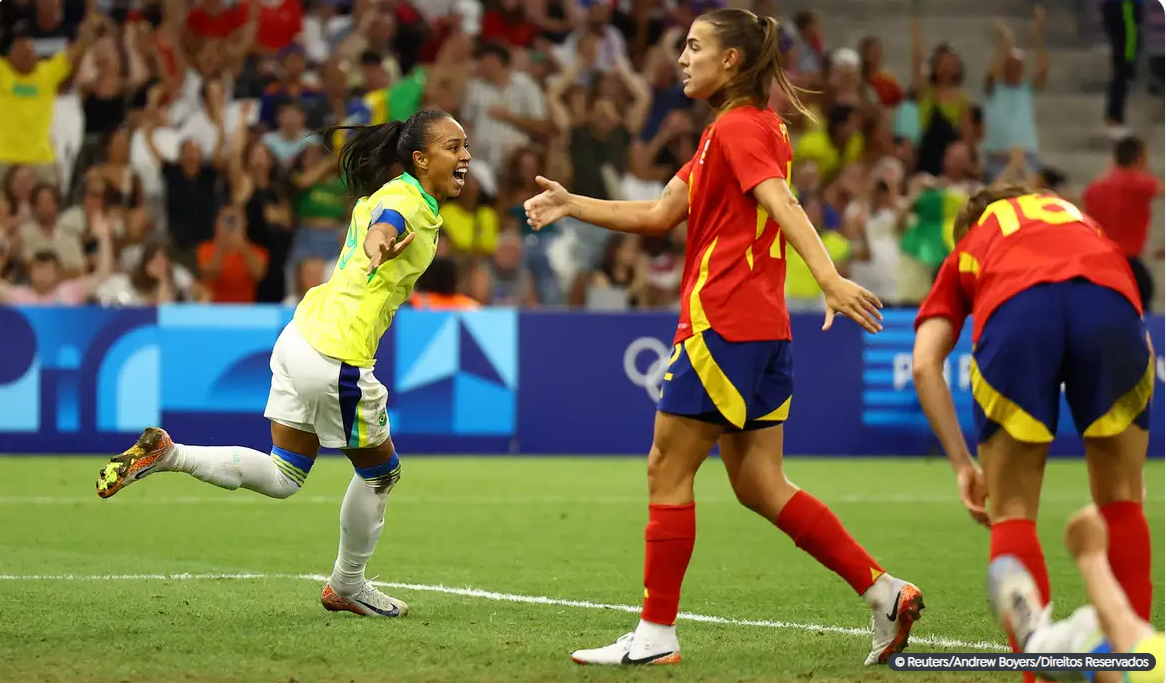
452,167,468,187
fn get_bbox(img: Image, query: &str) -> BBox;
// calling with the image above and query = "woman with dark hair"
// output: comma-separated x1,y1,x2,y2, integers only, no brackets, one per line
97,238,199,306
910,17,971,177
527,7,918,668
97,110,472,626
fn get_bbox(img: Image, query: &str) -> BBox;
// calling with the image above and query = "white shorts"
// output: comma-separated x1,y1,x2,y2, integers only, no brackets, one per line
264,321,390,450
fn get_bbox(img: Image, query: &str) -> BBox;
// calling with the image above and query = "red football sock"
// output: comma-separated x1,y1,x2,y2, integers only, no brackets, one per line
641,503,696,626
990,519,1049,683
1100,501,1153,621
775,490,884,595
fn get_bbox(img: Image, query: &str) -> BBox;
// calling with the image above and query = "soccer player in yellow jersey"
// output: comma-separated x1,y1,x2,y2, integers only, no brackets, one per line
94,110,472,618
989,504,1164,683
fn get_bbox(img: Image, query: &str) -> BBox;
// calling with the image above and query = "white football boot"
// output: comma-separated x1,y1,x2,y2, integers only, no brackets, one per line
864,573,926,665
987,555,1073,681
321,581,409,617
571,624,681,666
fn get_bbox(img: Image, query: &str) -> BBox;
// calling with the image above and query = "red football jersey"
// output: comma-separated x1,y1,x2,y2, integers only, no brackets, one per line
916,193,1142,343
673,106,794,345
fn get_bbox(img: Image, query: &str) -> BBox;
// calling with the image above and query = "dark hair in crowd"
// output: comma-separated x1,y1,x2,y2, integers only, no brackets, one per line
698,8,813,119
325,109,451,198
1114,136,1145,168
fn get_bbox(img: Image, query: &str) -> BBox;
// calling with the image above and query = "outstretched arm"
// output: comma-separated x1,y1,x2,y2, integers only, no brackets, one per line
525,174,689,237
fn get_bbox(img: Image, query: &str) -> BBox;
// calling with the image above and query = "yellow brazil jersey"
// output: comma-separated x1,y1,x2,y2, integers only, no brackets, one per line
1127,631,1164,683
0,53,72,164
293,172,442,367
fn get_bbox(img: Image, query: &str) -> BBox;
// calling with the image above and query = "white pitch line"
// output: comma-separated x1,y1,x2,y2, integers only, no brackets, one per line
0,571,1008,652
0,494,1153,506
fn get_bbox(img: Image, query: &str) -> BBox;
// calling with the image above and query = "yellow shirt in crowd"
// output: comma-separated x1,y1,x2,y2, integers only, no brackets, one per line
0,53,72,165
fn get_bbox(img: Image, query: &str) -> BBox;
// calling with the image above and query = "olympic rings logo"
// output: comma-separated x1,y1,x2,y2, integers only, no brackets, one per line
623,337,672,401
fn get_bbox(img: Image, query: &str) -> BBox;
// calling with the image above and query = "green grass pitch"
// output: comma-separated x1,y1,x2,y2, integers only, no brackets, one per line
0,455,1162,683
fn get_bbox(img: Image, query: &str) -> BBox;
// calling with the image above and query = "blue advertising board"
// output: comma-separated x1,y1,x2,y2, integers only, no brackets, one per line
0,305,1162,457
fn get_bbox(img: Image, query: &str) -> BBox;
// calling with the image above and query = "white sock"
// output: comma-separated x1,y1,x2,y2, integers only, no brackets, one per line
159,443,307,499
861,573,895,609
330,458,401,594
634,619,677,643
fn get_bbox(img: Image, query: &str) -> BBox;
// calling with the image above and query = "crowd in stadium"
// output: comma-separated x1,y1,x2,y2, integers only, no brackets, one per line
0,0,1160,311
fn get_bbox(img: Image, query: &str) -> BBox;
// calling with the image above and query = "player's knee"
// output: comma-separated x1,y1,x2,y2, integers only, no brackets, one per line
646,445,694,501
270,445,314,498
731,474,795,519
355,452,401,495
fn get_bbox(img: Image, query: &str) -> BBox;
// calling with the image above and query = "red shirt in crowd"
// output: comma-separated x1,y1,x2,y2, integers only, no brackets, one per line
480,11,539,48
1082,167,1161,257
186,2,247,39
916,194,1142,343
673,106,794,345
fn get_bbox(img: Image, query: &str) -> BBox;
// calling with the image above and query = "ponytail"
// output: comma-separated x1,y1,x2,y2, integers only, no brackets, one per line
700,9,816,122
325,109,451,199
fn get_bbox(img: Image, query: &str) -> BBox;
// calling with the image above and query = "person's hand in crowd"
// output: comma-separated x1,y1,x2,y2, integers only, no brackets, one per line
488,104,515,123
88,210,112,242
1031,4,1046,36
206,79,226,123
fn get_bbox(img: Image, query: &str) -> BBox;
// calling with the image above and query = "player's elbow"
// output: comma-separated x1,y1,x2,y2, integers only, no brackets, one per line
911,349,944,385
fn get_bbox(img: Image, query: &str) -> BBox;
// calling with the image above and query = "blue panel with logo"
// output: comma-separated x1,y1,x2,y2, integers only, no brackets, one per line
0,305,1161,457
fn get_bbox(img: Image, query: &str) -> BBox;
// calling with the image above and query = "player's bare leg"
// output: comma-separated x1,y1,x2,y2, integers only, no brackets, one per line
980,430,1050,683
319,436,408,618
719,426,924,666
571,412,720,666
1084,426,1152,621
96,421,318,500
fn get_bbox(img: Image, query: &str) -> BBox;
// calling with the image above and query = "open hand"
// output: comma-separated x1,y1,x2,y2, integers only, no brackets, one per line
956,464,989,528
523,176,572,231
821,275,883,333
367,231,416,275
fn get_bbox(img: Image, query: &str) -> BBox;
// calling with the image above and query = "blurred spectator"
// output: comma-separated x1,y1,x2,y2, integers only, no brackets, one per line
143,83,226,268
911,18,971,177
0,212,113,305
981,10,1048,182
0,14,101,185
791,10,825,77
283,254,326,306
230,102,293,302
795,104,863,184
262,98,318,165
198,204,268,303
548,49,649,201
481,0,540,49
258,45,323,128
847,160,909,306
498,148,562,305
1083,136,1164,310
83,127,149,239
463,41,551,171
528,0,583,44
287,142,347,284
485,229,537,306
19,184,87,276
75,29,149,142
411,256,482,309
554,0,628,81
1100,0,1144,139
3,166,37,225
58,173,128,263
439,172,499,258
784,188,851,311
97,238,200,305
859,36,903,108
582,233,648,310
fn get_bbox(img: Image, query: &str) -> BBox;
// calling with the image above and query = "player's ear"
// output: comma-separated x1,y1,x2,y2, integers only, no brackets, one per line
722,47,742,72
412,150,428,173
